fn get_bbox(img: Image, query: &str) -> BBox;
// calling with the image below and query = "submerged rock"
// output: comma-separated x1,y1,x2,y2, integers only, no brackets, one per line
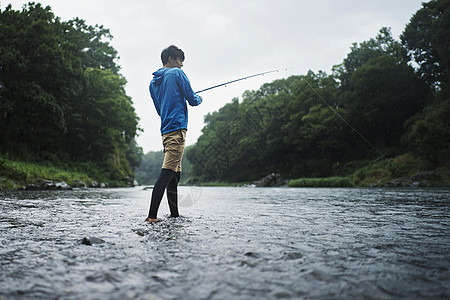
253,173,287,187
41,180,56,189
88,181,107,188
70,180,87,188
24,180,72,190
54,181,72,190
81,237,106,246
24,183,39,191
123,176,134,186
89,181,99,188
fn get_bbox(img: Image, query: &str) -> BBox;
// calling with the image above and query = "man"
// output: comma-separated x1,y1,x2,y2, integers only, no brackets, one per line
146,45,203,223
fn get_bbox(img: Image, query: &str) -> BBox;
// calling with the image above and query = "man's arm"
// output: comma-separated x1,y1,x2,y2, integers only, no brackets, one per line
177,69,202,106
149,83,161,116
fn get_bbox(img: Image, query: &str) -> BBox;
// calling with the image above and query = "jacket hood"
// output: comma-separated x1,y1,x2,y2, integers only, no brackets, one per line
152,67,169,86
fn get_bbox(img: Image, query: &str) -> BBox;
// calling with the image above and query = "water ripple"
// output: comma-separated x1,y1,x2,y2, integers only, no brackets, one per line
0,187,449,299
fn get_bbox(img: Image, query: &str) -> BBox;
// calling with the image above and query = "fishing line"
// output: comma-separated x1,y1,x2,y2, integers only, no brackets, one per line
303,78,406,176
196,68,405,176
195,69,287,94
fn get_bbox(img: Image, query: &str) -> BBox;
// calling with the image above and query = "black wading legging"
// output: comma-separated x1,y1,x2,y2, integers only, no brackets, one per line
148,168,181,219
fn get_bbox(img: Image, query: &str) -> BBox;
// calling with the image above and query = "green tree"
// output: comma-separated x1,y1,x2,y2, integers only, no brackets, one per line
125,139,144,173
0,3,141,184
338,27,406,89
334,27,429,159
401,0,450,88
186,99,240,181
0,3,74,157
185,4,449,183
66,67,139,176
280,72,349,177
403,84,450,167
135,150,164,185
347,55,428,152
401,0,450,167
186,72,349,181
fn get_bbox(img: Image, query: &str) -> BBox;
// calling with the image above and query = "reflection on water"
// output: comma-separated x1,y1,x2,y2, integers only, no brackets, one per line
1,187,449,299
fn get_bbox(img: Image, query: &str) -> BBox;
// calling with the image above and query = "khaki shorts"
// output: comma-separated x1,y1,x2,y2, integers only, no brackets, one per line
162,129,186,172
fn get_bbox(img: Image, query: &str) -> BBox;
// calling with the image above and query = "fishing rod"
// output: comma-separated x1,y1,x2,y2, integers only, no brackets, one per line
195,69,286,94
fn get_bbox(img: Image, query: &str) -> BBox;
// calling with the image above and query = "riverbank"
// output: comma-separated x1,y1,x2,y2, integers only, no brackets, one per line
287,170,450,188
2,154,448,190
194,154,450,188
349,153,450,187
286,154,448,188
0,156,132,190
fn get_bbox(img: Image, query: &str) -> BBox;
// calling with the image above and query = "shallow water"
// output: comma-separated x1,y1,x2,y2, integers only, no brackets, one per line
0,187,449,299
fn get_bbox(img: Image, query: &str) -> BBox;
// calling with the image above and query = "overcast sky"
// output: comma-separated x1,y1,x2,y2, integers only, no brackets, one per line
4,0,425,152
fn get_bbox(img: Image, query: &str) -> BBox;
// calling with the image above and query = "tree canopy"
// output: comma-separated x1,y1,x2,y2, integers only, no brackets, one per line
185,0,449,182
0,3,141,184
401,0,450,88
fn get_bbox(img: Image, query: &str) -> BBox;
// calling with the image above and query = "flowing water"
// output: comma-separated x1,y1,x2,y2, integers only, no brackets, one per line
0,187,449,299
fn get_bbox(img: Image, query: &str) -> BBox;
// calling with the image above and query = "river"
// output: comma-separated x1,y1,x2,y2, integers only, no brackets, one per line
0,187,449,299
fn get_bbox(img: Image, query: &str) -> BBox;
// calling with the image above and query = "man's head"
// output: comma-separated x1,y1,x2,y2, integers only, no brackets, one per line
161,45,184,68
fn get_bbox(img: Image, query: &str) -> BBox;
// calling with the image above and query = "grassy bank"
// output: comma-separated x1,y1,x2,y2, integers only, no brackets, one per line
288,177,354,187
187,154,449,188
289,154,450,188
191,181,250,187
0,156,99,189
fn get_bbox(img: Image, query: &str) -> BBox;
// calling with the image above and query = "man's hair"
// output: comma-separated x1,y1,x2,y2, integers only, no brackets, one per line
161,45,185,65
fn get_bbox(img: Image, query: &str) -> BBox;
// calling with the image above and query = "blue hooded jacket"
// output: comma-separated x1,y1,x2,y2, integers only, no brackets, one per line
150,67,202,135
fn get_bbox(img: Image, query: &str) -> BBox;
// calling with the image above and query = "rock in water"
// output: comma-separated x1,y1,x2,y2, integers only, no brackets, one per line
81,237,106,246
24,180,72,190
254,173,287,187
70,180,86,188
41,180,56,189
54,182,72,190
89,181,99,188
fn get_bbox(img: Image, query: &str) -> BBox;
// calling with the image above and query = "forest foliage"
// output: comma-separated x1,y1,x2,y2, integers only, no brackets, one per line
2,1,448,187
0,3,142,185
181,0,450,183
